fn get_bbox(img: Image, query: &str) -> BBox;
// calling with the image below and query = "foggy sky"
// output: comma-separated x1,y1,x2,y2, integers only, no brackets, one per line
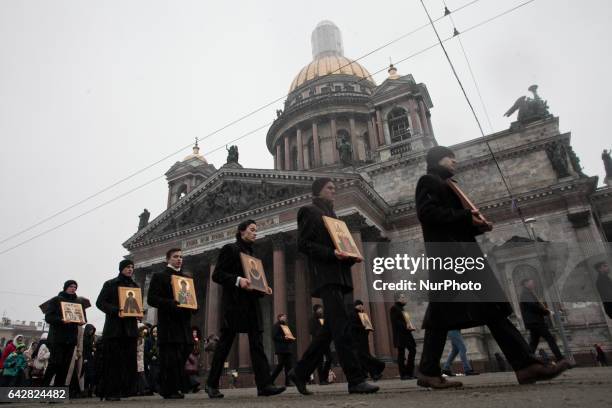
1,0,610,333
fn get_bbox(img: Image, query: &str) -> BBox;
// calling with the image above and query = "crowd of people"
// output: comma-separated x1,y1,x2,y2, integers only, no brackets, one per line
1,146,610,401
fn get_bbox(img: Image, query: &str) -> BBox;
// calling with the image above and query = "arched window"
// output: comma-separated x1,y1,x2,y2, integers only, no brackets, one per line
337,129,350,145
176,184,188,201
387,107,410,143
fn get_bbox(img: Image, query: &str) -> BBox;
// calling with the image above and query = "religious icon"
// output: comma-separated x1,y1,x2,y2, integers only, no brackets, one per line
280,324,296,341
358,312,374,331
60,301,86,324
171,275,198,310
239,253,270,294
322,216,362,259
118,287,144,318
402,311,415,331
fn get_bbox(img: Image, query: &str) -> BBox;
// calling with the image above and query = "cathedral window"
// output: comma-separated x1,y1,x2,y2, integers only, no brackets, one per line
291,146,298,170
387,107,410,143
307,138,315,168
177,184,188,200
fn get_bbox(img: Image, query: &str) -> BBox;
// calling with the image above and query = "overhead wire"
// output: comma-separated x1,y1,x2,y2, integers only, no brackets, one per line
1,0,537,256
0,0,484,247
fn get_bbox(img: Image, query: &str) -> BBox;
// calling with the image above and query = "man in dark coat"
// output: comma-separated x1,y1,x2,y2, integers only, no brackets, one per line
309,304,332,384
349,300,385,381
42,280,86,388
595,261,612,319
147,248,195,399
389,292,416,379
288,178,379,395
205,220,285,399
519,279,564,361
270,313,295,386
415,146,569,388
95,259,140,401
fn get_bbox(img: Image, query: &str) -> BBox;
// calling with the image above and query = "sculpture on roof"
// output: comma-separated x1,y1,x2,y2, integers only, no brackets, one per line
504,85,551,124
337,136,353,167
138,209,150,230
226,145,239,164
603,149,612,180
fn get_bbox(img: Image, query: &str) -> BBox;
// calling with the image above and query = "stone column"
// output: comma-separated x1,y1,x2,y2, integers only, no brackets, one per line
296,128,304,170
205,249,221,338
284,135,291,171
367,117,378,151
418,100,430,136
409,99,423,136
275,144,282,170
376,109,388,145
294,255,310,358
143,269,155,324
342,213,375,351
361,227,392,358
272,234,287,318
330,117,339,164
349,117,360,162
312,122,321,167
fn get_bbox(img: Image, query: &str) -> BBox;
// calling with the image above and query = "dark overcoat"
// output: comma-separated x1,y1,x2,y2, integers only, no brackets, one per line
272,322,293,355
389,303,415,348
416,165,512,330
213,238,265,333
147,267,194,345
44,291,86,346
297,197,355,297
96,273,139,339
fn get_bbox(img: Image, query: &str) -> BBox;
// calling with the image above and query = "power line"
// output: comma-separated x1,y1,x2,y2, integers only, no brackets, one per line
0,122,272,256
0,0,484,247
0,1,535,256
442,0,494,133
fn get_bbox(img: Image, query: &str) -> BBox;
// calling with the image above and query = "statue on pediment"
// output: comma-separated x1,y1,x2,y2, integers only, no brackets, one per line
504,85,551,124
337,136,353,167
603,149,612,179
226,145,239,164
138,209,150,230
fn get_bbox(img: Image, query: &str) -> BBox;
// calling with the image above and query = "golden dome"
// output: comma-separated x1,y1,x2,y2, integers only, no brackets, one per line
289,55,375,93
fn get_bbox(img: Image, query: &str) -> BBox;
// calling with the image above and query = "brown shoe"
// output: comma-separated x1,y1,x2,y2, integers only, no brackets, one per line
417,374,463,389
515,360,571,385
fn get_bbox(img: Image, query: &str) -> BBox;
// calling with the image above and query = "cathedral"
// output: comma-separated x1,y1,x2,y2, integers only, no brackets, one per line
124,21,612,381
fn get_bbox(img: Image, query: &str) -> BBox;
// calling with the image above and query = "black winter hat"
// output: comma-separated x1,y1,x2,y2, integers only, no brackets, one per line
354,299,364,306
63,280,78,291
312,177,333,196
426,146,455,168
119,259,134,272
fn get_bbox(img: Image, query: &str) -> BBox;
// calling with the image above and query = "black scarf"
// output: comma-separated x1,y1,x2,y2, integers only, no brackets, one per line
426,164,454,180
58,291,77,302
312,197,336,217
236,236,254,255
117,272,136,286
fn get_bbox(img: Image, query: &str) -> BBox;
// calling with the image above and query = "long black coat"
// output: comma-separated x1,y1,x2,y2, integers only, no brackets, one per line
147,267,194,345
519,288,549,329
309,316,324,338
213,238,265,333
44,291,86,346
298,197,355,297
416,165,512,330
96,273,139,339
349,310,370,351
272,322,293,355
389,303,415,348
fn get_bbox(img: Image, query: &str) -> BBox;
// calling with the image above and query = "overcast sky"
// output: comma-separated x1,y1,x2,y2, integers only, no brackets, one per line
1,0,610,333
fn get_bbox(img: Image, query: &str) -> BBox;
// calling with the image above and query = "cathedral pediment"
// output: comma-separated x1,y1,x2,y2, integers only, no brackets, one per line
123,169,362,249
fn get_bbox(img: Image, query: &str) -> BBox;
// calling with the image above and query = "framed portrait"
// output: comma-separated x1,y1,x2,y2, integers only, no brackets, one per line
358,312,374,331
280,324,296,340
322,216,362,259
239,253,270,294
402,311,415,330
171,275,198,310
60,301,86,324
118,287,144,318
